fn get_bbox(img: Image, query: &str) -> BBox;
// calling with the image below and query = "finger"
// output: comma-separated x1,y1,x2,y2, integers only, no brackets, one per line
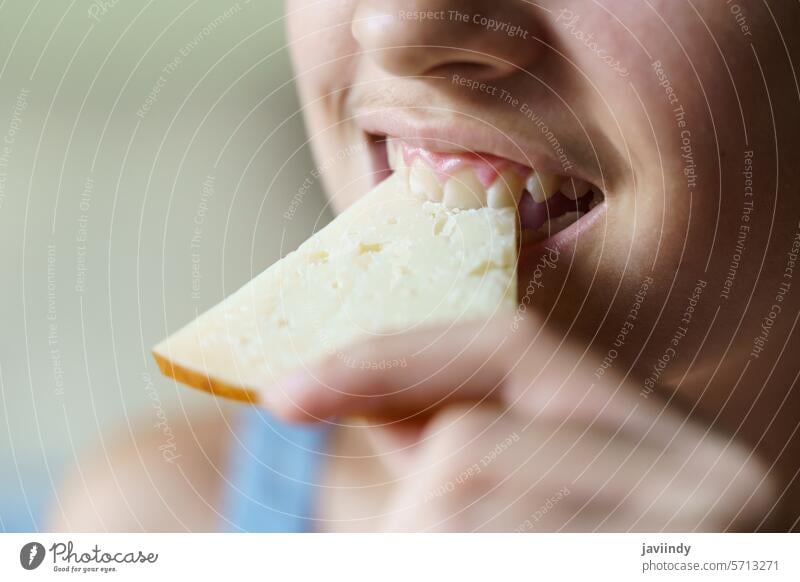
262,315,525,421
262,308,651,428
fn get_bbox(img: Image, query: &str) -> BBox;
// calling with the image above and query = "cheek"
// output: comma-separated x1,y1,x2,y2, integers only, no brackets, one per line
310,127,374,215
287,1,357,113
287,1,365,212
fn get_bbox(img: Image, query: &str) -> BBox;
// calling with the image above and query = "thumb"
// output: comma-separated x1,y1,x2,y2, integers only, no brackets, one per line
261,315,528,422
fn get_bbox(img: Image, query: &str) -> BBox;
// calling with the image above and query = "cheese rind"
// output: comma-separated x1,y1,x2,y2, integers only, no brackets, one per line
153,173,518,403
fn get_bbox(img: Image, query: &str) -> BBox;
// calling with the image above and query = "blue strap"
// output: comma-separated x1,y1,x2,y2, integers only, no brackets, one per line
222,407,329,532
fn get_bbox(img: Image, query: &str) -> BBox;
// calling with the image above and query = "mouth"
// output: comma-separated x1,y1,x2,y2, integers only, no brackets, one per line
365,133,606,251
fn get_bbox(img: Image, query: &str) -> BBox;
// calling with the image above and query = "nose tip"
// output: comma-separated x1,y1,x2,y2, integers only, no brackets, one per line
352,2,544,80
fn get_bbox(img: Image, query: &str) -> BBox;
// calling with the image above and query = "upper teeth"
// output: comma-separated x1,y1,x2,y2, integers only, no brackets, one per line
562,177,591,200
443,169,485,209
388,138,596,211
486,169,524,209
525,172,561,204
409,159,442,202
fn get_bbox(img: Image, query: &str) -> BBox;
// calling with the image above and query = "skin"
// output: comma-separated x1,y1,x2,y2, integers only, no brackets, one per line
280,0,800,531
49,406,236,532
52,0,800,532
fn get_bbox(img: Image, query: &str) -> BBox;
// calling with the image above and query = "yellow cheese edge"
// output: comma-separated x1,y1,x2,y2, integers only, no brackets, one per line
152,346,259,404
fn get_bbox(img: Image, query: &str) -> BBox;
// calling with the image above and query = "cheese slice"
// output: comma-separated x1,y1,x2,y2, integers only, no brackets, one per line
153,172,518,403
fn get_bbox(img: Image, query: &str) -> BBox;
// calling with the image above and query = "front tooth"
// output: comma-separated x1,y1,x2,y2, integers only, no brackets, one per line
443,169,485,209
409,158,442,202
526,171,561,203
487,169,524,209
562,177,591,200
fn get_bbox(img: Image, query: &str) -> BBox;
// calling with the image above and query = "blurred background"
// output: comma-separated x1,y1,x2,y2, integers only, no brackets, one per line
0,0,326,531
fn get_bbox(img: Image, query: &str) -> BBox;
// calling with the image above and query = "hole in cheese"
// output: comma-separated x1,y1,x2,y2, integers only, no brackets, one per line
358,242,383,254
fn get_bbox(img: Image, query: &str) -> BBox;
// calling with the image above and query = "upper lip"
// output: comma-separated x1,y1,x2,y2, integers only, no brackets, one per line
354,107,597,185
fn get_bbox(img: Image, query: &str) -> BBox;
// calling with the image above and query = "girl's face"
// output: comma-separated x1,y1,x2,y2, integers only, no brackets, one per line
286,1,799,430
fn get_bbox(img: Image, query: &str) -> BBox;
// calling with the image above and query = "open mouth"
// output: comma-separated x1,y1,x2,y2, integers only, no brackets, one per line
367,134,606,249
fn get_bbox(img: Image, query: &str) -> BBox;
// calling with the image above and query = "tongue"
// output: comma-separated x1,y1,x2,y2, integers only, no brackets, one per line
519,190,592,231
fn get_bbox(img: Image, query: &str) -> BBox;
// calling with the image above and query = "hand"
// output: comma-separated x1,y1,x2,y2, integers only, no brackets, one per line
264,315,777,531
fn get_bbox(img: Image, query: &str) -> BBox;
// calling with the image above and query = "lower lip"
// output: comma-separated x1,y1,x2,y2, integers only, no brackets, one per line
519,200,606,269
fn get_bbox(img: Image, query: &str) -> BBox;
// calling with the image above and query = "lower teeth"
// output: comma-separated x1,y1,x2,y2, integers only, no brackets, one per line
521,189,604,244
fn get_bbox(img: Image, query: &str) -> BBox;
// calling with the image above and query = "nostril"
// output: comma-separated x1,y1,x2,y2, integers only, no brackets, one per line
351,3,545,80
